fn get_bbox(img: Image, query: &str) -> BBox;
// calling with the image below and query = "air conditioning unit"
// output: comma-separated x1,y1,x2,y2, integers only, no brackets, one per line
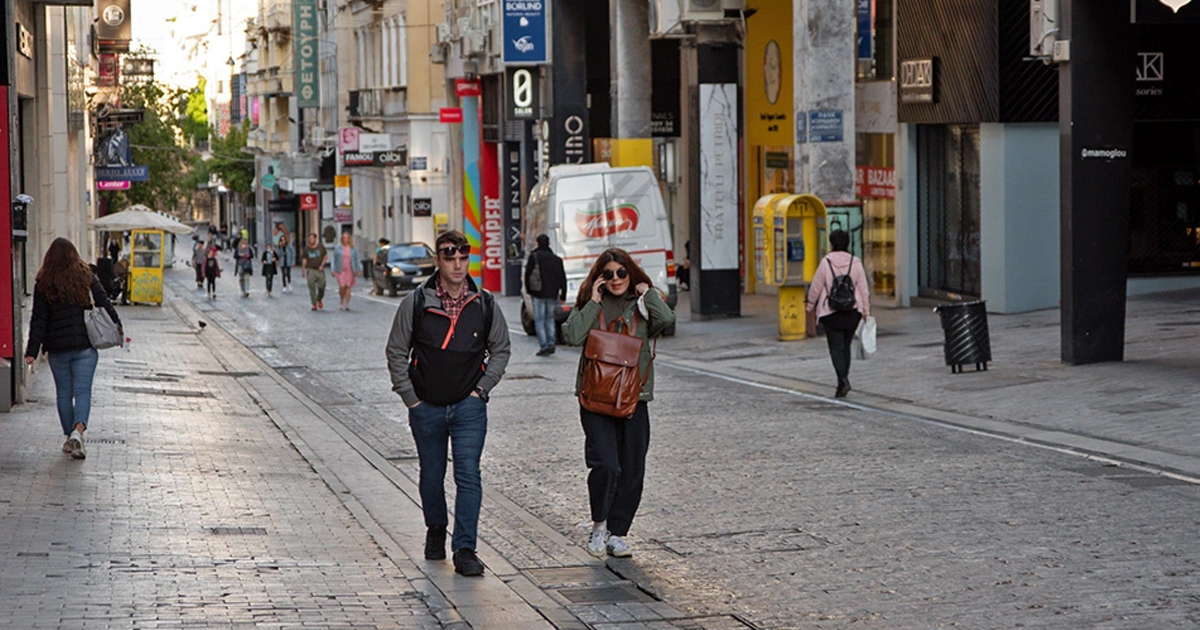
462,30,486,57
436,23,452,45
430,42,448,64
650,0,727,38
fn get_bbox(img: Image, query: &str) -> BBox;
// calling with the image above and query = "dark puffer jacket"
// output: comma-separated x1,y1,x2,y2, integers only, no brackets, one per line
26,276,121,357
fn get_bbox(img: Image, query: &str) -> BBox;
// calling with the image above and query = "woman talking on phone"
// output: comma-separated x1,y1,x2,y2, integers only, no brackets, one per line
562,248,675,559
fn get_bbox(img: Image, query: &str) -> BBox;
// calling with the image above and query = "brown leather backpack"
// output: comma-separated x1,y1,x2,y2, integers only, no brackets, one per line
578,312,649,418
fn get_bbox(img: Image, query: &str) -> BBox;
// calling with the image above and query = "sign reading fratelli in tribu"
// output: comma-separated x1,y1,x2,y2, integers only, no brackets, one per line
294,0,320,108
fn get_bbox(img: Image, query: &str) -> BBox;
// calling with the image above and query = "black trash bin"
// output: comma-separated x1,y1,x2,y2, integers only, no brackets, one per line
935,300,991,373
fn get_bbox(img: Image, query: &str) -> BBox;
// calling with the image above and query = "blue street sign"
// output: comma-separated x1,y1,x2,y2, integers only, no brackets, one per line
502,1,547,65
857,0,874,61
96,165,149,182
809,110,844,143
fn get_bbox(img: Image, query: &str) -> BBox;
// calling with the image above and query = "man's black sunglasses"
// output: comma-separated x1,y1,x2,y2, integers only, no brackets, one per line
601,268,629,281
438,244,471,258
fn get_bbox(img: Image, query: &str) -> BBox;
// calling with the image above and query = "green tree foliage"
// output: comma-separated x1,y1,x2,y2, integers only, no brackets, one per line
180,77,209,147
208,120,255,197
98,79,200,213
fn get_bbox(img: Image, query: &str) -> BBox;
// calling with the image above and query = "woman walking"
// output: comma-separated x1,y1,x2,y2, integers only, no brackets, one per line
332,231,359,311
562,248,675,559
805,229,871,398
204,248,221,299
24,237,122,460
278,232,295,293
261,243,279,297
235,239,255,298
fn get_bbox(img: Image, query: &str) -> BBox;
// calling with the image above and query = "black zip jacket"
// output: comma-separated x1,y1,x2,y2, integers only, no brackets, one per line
26,276,122,357
525,246,567,301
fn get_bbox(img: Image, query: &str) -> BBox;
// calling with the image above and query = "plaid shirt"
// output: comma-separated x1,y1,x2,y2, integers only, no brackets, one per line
435,277,470,320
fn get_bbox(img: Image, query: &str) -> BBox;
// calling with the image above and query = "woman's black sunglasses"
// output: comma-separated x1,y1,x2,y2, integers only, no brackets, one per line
438,244,471,258
601,268,629,281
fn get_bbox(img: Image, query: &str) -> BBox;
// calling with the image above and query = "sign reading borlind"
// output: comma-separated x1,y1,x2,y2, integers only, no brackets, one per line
502,1,547,65
293,0,320,108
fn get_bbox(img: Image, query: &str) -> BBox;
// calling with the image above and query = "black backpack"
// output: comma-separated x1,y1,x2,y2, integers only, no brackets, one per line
526,252,543,293
827,258,857,312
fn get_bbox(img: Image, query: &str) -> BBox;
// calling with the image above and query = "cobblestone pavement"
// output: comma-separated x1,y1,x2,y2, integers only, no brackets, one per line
1,290,442,628
146,262,1200,629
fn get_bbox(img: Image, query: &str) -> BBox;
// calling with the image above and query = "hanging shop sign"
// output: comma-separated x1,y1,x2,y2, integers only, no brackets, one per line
855,166,896,199
507,67,539,119
335,175,352,208
502,0,548,65
440,107,464,123
293,0,320,108
96,166,149,182
1132,0,1200,23
899,58,935,103
412,198,433,217
97,180,130,191
95,0,132,52
299,193,319,210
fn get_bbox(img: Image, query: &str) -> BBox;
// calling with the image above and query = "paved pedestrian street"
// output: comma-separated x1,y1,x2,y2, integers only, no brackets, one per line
5,261,1200,629
1,304,442,629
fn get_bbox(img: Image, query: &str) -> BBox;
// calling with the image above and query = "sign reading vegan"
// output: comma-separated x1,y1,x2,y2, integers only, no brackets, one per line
502,1,547,65
293,0,320,108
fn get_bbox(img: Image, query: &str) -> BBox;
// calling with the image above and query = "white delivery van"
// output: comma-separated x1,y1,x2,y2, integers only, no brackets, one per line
520,163,678,337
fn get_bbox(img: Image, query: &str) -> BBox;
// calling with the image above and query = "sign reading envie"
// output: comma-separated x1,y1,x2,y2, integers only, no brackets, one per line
293,0,319,108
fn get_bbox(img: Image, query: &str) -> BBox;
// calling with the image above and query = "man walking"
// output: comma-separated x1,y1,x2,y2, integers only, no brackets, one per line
525,234,567,356
301,233,328,310
386,230,511,577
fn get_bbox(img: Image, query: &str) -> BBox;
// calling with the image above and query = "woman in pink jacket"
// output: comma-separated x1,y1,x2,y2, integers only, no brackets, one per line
806,229,871,398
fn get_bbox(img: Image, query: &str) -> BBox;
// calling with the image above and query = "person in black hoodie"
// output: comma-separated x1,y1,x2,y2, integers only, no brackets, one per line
25,238,122,460
524,234,567,356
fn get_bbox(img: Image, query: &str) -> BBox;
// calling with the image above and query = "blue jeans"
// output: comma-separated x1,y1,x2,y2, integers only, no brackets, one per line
533,297,557,351
46,347,99,436
408,395,488,551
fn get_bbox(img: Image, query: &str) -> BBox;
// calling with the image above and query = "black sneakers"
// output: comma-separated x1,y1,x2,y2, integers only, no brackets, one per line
424,526,447,560
453,548,485,577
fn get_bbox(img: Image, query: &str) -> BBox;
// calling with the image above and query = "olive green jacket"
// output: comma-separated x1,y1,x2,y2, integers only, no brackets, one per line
561,289,675,402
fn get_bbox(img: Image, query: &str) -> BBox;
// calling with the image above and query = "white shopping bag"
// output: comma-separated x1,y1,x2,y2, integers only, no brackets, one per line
855,316,877,359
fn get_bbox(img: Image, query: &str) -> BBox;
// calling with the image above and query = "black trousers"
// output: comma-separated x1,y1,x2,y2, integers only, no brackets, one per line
820,310,862,385
280,265,292,287
580,402,650,537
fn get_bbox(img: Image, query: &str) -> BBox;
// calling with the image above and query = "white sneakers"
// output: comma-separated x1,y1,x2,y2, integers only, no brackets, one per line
587,528,633,558
606,536,632,558
587,527,609,558
67,430,86,459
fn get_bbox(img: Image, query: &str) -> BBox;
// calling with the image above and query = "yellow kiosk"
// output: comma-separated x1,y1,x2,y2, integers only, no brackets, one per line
129,229,164,305
753,193,827,340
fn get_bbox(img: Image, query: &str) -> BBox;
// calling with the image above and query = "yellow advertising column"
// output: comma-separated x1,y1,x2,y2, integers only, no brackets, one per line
744,2,795,294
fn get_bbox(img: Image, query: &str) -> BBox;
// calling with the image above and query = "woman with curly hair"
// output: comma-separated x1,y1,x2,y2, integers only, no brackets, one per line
24,237,122,459
561,248,675,559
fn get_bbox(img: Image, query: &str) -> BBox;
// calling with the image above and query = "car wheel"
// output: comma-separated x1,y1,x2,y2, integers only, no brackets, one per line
520,301,537,336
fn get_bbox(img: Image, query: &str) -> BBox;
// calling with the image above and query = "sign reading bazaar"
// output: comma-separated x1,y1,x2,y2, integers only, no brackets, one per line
575,205,639,239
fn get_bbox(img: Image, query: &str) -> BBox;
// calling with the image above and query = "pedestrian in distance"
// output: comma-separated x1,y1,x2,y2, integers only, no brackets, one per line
301,233,328,311
24,237,123,460
107,237,121,263
372,238,390,295
235,239,255,298
332,231,359,311
805,229,871,398
192,238,207,289
261,243,279,297
204,249,221,300
525,233,567,356
385,230,511,577
278,232,295,293
562,248,675,559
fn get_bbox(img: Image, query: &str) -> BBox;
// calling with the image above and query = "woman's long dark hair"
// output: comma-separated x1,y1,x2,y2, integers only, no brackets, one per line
35,237,93,306
574,248,656,310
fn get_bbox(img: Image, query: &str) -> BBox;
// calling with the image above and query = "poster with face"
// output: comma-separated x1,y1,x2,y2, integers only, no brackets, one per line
764,40,782,105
